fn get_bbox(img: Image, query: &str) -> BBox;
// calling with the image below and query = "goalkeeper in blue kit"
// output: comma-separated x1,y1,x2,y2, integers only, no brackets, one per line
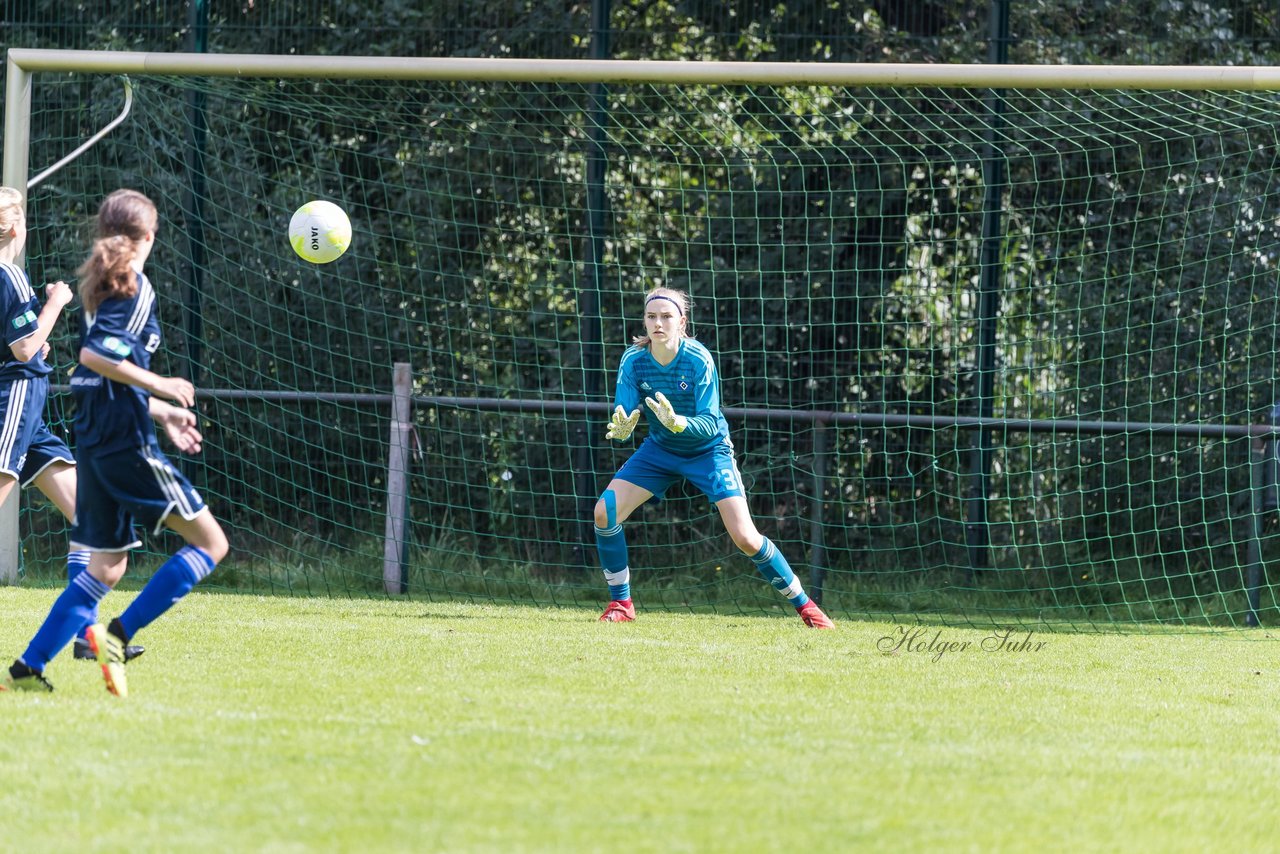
594,286,833,628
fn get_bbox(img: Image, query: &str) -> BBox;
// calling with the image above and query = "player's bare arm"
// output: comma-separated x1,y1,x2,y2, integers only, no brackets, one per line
8,280,72,362
78,347,196,408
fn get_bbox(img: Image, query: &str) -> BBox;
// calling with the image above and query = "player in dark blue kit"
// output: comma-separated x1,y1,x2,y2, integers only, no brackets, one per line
0,186,145,671
594,286,833,628
0,186,78,559
5,189,229,696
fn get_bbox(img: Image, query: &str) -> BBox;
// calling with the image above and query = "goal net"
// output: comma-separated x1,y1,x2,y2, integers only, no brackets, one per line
7,53,1280,628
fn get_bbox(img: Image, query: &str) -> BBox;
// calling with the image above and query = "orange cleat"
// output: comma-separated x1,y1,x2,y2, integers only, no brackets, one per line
85,623,128,697
797,601,834,629
599,599,637,622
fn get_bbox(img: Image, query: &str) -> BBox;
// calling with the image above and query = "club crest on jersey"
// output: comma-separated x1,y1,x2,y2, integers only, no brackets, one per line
679,381,689,390
102,336,132,357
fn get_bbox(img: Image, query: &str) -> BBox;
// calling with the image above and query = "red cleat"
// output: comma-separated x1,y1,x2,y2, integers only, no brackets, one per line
599,599,636,622
797,601,834,629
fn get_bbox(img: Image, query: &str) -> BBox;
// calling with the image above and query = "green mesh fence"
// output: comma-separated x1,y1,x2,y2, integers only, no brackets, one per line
12,64,1280,629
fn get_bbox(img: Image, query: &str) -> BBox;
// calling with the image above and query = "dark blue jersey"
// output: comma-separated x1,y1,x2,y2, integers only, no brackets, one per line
71,270,160,453
614,337,730,456
0,260,53,380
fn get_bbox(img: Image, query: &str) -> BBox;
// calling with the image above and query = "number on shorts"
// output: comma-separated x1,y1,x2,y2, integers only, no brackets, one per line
714,467,742,494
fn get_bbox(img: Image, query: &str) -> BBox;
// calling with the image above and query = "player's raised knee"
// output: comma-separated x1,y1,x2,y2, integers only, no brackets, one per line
204,529,230,565
595,487,623,529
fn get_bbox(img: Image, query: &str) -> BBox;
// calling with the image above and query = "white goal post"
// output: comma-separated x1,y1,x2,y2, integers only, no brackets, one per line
4,48,1280,584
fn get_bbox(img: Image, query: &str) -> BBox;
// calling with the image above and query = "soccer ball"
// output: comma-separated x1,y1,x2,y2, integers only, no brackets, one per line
289,200,352,264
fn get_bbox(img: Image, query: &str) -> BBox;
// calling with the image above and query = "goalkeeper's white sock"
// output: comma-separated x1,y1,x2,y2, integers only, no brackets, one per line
750,537,811,607
603,567,631,602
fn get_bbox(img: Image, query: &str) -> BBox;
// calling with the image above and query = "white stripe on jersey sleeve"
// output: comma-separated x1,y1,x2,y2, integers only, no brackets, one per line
0,261,35,302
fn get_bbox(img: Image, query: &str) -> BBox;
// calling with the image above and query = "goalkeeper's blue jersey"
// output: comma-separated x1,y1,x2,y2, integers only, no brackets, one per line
70,270,161,454
614,338,730,457
0,260,52,380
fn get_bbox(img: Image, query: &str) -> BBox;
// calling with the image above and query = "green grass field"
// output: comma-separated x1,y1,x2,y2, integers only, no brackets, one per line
1,588,1277,852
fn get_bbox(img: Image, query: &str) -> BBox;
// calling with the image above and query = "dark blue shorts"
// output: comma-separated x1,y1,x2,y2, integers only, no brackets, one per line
0,376,74,485
70,442,207,552
614,437,745,504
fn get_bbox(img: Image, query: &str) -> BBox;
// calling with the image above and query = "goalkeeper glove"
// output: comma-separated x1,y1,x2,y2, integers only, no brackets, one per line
645,392,687,433
606,405,642,441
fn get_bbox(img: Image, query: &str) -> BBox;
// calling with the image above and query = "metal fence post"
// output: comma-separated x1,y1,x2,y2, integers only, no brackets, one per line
966,0,1012,576
383,362,413,594
1246,437,1265,627
1246,408,1280,626
808,419,830,604
573,0,613,566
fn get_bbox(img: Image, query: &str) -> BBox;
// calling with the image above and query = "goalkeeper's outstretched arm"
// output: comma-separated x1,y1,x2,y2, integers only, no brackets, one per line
604,347,645,442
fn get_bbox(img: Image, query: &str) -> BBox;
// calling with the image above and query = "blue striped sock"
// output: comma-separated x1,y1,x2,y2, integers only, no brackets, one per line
20,571,111,672
595,524,631,601
603,567,631,602
66,550,96,634
749,537,810,608
118,546,217,638
66,550,90,582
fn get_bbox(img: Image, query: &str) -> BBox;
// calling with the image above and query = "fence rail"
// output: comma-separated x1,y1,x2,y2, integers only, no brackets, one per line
39,376,1272,625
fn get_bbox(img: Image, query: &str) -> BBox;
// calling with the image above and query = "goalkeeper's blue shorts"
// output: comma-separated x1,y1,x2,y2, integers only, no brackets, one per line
0,375,74,484
615,436,745,504
69,440,207,552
